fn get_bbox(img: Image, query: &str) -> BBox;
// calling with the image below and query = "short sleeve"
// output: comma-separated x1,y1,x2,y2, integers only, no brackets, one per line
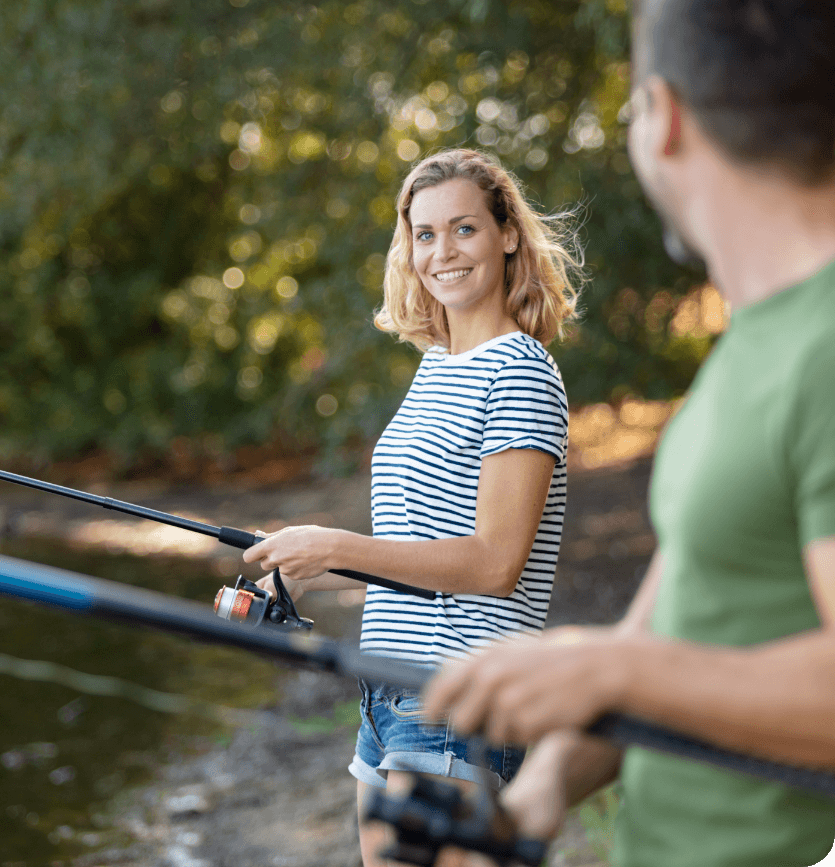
480,356,568,463
791,341,835,546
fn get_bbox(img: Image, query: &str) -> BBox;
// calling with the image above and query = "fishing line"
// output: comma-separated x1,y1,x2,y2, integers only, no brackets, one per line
0,651,265,726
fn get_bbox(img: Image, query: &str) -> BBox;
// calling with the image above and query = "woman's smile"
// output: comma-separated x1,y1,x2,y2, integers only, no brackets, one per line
432,267,473,284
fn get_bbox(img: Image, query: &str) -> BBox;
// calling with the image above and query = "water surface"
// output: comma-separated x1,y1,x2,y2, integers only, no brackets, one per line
0,538,284,866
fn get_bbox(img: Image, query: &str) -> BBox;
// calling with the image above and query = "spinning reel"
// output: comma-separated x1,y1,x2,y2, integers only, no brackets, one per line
214,570,313,631
362,758,547,866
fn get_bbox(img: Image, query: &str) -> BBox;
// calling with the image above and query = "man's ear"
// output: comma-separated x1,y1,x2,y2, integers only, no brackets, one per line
644,75,683,158
664,94,682,156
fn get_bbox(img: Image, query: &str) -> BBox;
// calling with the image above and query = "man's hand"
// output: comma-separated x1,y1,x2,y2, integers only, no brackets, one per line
423,626,628,745
500,733,574,841
431,731,623,867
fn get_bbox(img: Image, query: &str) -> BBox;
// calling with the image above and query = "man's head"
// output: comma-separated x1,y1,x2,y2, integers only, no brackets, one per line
628,0,835,263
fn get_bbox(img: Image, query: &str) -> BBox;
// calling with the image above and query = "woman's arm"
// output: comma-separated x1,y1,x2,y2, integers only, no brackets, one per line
243,447,556,597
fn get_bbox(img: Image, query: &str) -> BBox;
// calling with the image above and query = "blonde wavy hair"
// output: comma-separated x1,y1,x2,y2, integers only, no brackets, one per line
374,148,583,351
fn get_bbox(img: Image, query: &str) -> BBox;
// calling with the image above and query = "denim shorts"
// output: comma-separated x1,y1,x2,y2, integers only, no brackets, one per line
348,680,525,791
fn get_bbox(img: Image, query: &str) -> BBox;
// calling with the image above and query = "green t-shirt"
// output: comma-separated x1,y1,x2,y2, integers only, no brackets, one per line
614,259,835,867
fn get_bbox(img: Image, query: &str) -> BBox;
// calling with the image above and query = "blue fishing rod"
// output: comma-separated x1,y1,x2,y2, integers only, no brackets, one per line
0,554,544,866
2,554,834,808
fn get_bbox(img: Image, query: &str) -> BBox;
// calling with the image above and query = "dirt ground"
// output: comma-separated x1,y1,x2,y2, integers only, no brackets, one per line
2,447,656,867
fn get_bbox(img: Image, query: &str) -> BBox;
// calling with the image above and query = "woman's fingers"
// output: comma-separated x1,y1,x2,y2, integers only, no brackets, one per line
241,525,335,579
241,534,275,567
255,575,277,600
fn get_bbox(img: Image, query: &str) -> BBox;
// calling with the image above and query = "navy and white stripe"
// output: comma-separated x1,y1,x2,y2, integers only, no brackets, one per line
360,331,568,666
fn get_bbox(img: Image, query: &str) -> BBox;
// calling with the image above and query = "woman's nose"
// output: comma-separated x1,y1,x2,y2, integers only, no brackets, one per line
434,233,457,261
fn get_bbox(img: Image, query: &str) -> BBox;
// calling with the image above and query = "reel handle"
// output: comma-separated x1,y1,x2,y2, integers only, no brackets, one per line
269,569,314,630
362,773,547,867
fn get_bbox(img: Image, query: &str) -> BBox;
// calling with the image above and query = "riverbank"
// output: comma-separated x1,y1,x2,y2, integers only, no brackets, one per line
2,433,657,866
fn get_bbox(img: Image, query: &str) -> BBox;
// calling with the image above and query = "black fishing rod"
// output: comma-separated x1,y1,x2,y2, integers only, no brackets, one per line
0,468,434,600
2,554,834,805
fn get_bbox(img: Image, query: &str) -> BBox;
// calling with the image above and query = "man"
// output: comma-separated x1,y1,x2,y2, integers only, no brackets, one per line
423,1,835,865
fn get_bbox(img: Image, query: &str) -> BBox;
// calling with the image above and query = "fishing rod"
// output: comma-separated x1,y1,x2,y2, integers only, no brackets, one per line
2,554,835,804
0,553,544,866
0,468,434,601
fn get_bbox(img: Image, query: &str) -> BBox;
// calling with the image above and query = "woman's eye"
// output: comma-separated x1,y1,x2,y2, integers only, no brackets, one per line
456,224,475,236
416,231,433,242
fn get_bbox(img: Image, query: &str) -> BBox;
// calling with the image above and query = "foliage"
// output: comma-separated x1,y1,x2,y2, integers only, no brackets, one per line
0,0,703,473
578,782,621,863
288,697,362,735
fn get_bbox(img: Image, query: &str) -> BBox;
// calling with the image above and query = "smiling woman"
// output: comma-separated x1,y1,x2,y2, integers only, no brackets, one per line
242,148,584,867
377,149,582,354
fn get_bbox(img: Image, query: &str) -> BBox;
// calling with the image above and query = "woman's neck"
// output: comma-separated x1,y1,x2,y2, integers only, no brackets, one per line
447,312,519,355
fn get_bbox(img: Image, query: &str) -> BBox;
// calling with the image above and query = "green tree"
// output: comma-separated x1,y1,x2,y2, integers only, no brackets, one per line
0,0,702,473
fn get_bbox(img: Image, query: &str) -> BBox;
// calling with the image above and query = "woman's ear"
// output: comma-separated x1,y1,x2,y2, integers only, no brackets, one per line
504,226,520,255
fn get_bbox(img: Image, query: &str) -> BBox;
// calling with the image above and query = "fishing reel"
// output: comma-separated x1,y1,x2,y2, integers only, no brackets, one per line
362,772,547,867
214,570,313,632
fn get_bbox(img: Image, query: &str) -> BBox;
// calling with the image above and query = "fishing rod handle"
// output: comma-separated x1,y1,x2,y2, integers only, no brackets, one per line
222,528,434,599
218,526,435,599
217,526,260,549
331,568,435,600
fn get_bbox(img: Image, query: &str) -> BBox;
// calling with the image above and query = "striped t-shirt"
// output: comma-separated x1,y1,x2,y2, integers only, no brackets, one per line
360,331,568,665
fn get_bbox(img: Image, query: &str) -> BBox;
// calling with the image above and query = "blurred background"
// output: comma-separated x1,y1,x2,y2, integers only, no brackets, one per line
0,1,724,865
1,0,722,480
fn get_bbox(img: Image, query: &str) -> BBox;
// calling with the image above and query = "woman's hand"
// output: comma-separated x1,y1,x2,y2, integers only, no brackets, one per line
242,525,343,582
254,573,306,603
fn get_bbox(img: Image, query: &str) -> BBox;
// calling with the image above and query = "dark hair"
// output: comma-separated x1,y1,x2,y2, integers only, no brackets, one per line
633,0,835,183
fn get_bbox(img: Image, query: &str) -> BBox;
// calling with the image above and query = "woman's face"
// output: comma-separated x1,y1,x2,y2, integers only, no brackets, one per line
409,178,518,318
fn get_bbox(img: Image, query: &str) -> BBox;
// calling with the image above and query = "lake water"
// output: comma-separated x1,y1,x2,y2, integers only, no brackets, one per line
0,538,288,867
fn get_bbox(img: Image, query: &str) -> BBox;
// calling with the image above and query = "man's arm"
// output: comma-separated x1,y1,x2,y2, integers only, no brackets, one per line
617,548,665,633
424,538,835,769
482,552,668,843
808,538,835,626
498,731,622,839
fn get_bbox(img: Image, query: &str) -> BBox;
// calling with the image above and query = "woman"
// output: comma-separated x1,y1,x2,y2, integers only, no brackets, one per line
243,148,581,866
